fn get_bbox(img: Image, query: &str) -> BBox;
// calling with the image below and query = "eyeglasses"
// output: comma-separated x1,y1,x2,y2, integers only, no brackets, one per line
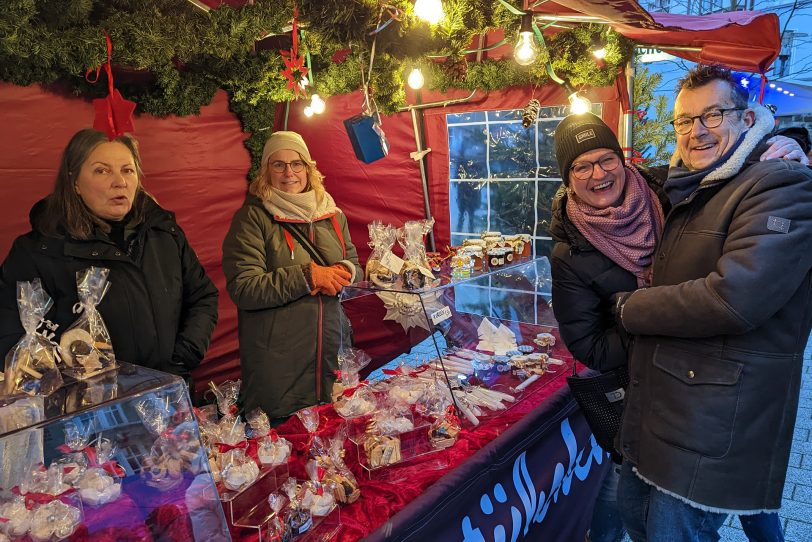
269,160,306,173
570,153,621,180
670,108,744,135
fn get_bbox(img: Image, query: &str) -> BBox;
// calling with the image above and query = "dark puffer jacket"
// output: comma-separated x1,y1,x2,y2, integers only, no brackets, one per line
618,112,812,513
0,195,219,376
222,194,361,419
549,168,668,372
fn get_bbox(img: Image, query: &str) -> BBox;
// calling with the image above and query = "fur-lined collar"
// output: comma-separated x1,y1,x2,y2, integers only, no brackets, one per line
669,103,774,185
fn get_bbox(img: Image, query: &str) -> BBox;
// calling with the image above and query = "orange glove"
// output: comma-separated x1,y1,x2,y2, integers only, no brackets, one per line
309,262,352,296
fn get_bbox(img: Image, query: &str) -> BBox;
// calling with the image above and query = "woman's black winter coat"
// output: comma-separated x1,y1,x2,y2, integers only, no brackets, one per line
0,195,218,377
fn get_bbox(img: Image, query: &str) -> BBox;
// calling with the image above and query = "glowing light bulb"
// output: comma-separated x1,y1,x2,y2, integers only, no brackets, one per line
514,33,537,66
568,92,591,115
769,83,776,88
777,87,783,91
414,0,444,25
310,94,326,114
407,68,425,90
303,106,314,118
592,47,607,60
514,14,537,66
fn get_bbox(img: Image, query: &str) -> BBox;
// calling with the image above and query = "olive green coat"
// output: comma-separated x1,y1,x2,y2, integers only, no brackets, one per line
222,194,360,418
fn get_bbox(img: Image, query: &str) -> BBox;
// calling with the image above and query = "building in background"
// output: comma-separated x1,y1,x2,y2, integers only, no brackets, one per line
638,0,812,139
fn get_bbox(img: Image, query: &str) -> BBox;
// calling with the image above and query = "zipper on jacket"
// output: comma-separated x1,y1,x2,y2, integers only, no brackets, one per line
316,295,324,400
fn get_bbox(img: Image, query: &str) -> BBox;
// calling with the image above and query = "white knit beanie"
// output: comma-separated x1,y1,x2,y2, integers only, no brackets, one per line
261,130,312,166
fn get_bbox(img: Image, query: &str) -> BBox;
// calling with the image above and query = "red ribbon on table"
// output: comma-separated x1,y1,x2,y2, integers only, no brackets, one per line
12,486,76,510
383,364,429,378
341,380,369,398
57,443,126,477
215,440,248,454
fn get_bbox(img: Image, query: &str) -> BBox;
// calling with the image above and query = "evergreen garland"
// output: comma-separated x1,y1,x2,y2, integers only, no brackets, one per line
0,0,634,176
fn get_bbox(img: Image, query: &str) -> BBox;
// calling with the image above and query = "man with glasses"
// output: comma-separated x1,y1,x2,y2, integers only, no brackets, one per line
611,65,812,541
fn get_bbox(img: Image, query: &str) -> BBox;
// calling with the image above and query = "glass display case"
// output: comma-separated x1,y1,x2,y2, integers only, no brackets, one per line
0,362,230,541
339,257,573,431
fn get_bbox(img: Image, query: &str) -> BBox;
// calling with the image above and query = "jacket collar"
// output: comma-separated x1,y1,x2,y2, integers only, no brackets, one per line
668,103,775,186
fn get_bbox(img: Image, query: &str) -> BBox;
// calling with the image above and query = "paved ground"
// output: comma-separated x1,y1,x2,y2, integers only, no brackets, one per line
717,342,812,542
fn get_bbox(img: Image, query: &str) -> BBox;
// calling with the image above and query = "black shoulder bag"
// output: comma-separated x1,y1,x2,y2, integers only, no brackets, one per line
566,363,630,457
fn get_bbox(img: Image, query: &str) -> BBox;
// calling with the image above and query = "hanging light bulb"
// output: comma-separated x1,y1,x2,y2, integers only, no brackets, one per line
514,14,537,66
310,94,326,114
592,47,607,59
414,0,444,25
568,92,591,115
407,68,425,90
303,106,314,118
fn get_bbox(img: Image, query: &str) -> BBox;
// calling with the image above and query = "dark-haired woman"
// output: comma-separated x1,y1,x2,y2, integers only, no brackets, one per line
0,128,218,378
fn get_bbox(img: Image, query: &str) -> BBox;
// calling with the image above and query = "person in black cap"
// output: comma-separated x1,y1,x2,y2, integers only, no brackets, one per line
549,104,804,542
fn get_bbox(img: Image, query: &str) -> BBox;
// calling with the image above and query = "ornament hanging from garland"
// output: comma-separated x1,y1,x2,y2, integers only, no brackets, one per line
521,99,540,128
86,32,136,140
280,4,309,99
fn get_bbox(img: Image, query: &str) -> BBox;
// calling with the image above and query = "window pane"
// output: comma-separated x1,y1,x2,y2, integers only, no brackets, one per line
537,120,559,178
450,181,487,234
449,125,488,179
448,111,485,124
488,124,536,179
538,105,568,120
451,233,478,247
487,109,522,121
536,180,561,234
490,180,535,235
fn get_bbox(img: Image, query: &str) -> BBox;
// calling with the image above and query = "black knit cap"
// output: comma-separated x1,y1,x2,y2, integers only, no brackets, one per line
554,112,624,185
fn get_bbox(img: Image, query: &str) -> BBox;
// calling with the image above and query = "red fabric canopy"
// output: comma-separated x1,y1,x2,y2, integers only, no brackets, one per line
617,11,781,73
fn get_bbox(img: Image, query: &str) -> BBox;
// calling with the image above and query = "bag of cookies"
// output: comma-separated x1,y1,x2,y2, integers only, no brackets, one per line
58,267,116,380
397,219,435,290
247,409,291,467
365,221,398,284
3,279,63,396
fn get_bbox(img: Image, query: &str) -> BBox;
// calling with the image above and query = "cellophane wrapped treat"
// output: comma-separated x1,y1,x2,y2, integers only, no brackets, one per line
58,267,116,380
363,395,412,469
247,409,291,467
302,462,335,517
264,493,292,541
332,349,375,419
21,463,83,542
136,395,201,492
383,362,430,405
76,436,123,506
365,221,398,284
281,478,312,536
3,279,63,396
321,429,360,505
397,218,435,290
54,419,93,486
214,416,258,492
0,495,32,539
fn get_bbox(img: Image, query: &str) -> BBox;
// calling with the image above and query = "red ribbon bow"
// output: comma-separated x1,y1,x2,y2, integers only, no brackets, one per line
445,406,462,428
85,31,136,140
12,486,76,510
216,440,249,454
341,380,369,397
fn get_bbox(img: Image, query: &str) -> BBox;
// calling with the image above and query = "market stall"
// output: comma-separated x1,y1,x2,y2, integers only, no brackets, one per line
0,1,785,541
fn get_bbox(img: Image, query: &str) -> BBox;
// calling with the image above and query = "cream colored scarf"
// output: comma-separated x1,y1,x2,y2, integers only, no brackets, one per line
262,187,340,222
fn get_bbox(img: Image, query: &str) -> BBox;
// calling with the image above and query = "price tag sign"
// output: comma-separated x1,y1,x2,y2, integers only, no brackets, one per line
430,305,452,325
380,251,405,274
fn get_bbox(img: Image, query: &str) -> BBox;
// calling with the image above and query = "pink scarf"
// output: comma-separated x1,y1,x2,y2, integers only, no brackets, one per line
566,166,664,287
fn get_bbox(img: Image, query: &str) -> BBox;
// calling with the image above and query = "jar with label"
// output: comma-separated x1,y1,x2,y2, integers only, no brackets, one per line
488,248,505,268
461,246,484,271
451,253,473,278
